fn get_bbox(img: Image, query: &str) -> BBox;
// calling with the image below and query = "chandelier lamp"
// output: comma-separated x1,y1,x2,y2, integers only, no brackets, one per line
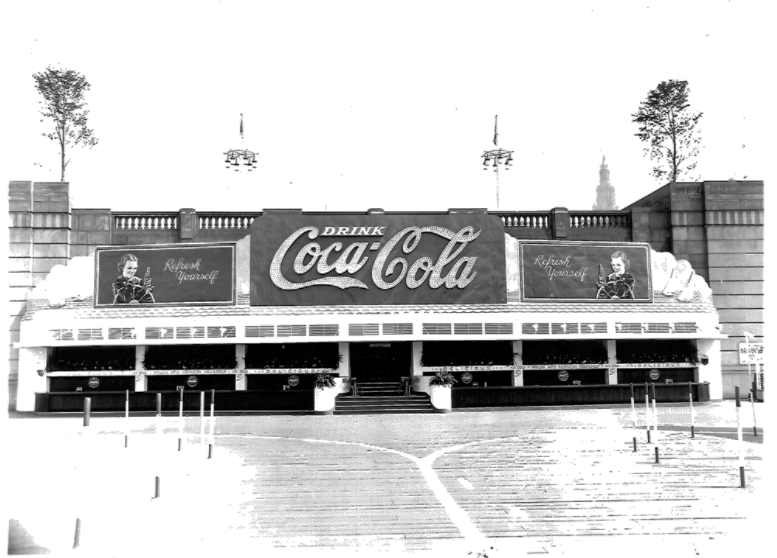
224,114,258,172
224,148,258,171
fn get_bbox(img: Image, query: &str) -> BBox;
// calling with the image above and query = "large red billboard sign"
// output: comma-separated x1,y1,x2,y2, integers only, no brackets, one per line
250,213,507,306
519,241,653,302
94,243,236,307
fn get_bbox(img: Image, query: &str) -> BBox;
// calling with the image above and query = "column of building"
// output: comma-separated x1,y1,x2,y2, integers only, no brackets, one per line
11,182,73,411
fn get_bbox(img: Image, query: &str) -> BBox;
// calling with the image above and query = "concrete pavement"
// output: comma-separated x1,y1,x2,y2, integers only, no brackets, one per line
6,401,767,556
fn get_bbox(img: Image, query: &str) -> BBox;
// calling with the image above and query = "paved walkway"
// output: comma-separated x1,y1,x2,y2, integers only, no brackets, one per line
6,402,766,556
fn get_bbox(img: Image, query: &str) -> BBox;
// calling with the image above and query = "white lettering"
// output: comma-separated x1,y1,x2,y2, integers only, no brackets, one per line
271,225,482,292
270,227,369,290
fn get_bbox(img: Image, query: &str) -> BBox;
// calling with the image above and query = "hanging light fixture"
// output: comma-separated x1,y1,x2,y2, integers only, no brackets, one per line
481,115,514,209
223,113,259,172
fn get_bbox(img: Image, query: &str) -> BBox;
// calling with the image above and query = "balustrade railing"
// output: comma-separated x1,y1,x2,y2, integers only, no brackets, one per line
568,212,630,229
110,209,630,234
497,212,551,228
113,213,178,231
198,212,260,230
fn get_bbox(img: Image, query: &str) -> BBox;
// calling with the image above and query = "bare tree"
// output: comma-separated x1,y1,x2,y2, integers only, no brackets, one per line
632,80,702,183
33,66,99,182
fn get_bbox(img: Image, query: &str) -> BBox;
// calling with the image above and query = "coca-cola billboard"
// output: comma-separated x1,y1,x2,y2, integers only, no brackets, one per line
250,213,507,306
94,243,236,307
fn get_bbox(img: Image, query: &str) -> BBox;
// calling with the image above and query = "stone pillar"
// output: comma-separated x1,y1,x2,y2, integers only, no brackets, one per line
337,342,350,377
8,181,33,403
134,346,147,392
551,207,569,239
606,340,618,384
235,344,246,390
411,341,425,393
179,208,197,240
32,182,71,274
412,342,423,376
696,339,723,400
16,347,47,411
512,340,523,386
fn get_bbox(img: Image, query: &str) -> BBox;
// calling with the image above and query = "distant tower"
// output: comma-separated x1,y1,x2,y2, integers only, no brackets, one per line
592,156,618,210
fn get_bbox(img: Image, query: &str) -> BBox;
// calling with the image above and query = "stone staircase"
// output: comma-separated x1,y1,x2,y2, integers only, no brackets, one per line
334,382,434,415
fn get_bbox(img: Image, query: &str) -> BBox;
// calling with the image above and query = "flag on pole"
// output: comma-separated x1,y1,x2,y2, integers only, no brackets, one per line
240,114,244,139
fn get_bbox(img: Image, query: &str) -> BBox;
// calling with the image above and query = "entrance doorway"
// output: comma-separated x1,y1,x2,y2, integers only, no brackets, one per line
349,342,411,382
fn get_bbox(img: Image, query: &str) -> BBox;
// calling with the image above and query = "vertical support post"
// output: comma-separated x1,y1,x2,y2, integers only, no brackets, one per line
338,341,351,378
655,446,660,464
512,340,523,387
735,386,746,488
199,390,205,445
178,388,184,451
750,392,758,437
606,340,617,385
235,344,247,390
644,382,651,443
630,383,637,451
651,382,658,442
208,389,215,458
134,346,147,391
83,397,91,428
124,390,129,447
154,476,160,498
689,382,695,438
156,392,162,436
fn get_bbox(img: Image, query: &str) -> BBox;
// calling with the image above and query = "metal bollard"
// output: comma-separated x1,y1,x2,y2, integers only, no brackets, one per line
73,518,82,549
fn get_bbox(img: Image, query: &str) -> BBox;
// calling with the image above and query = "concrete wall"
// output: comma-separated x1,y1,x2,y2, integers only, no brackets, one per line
703,182,764,398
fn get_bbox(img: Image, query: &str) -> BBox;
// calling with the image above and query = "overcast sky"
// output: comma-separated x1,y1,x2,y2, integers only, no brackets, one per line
2,0,769,213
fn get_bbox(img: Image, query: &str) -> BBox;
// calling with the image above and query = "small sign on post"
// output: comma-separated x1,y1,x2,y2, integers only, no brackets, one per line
738,342,764,365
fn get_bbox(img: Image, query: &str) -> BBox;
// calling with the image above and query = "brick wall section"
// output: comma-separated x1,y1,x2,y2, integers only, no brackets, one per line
669,183,709,282
630,208,670,253
70,209,112,257
8,182,34,389
31,183,71,276
703,181,764,398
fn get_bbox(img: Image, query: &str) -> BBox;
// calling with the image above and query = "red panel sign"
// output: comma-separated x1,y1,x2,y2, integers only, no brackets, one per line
520,241,652,302
95,243,236,307
250,213,507,306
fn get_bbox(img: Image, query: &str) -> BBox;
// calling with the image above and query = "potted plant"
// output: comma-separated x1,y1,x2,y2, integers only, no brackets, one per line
313,372,339,415
428,371,457,413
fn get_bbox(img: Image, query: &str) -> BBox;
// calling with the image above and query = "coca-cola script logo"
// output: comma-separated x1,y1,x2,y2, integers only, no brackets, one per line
270,226,481,291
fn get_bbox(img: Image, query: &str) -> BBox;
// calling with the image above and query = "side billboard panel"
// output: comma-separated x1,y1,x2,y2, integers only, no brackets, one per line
519,241,652,302
95,243,236,307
